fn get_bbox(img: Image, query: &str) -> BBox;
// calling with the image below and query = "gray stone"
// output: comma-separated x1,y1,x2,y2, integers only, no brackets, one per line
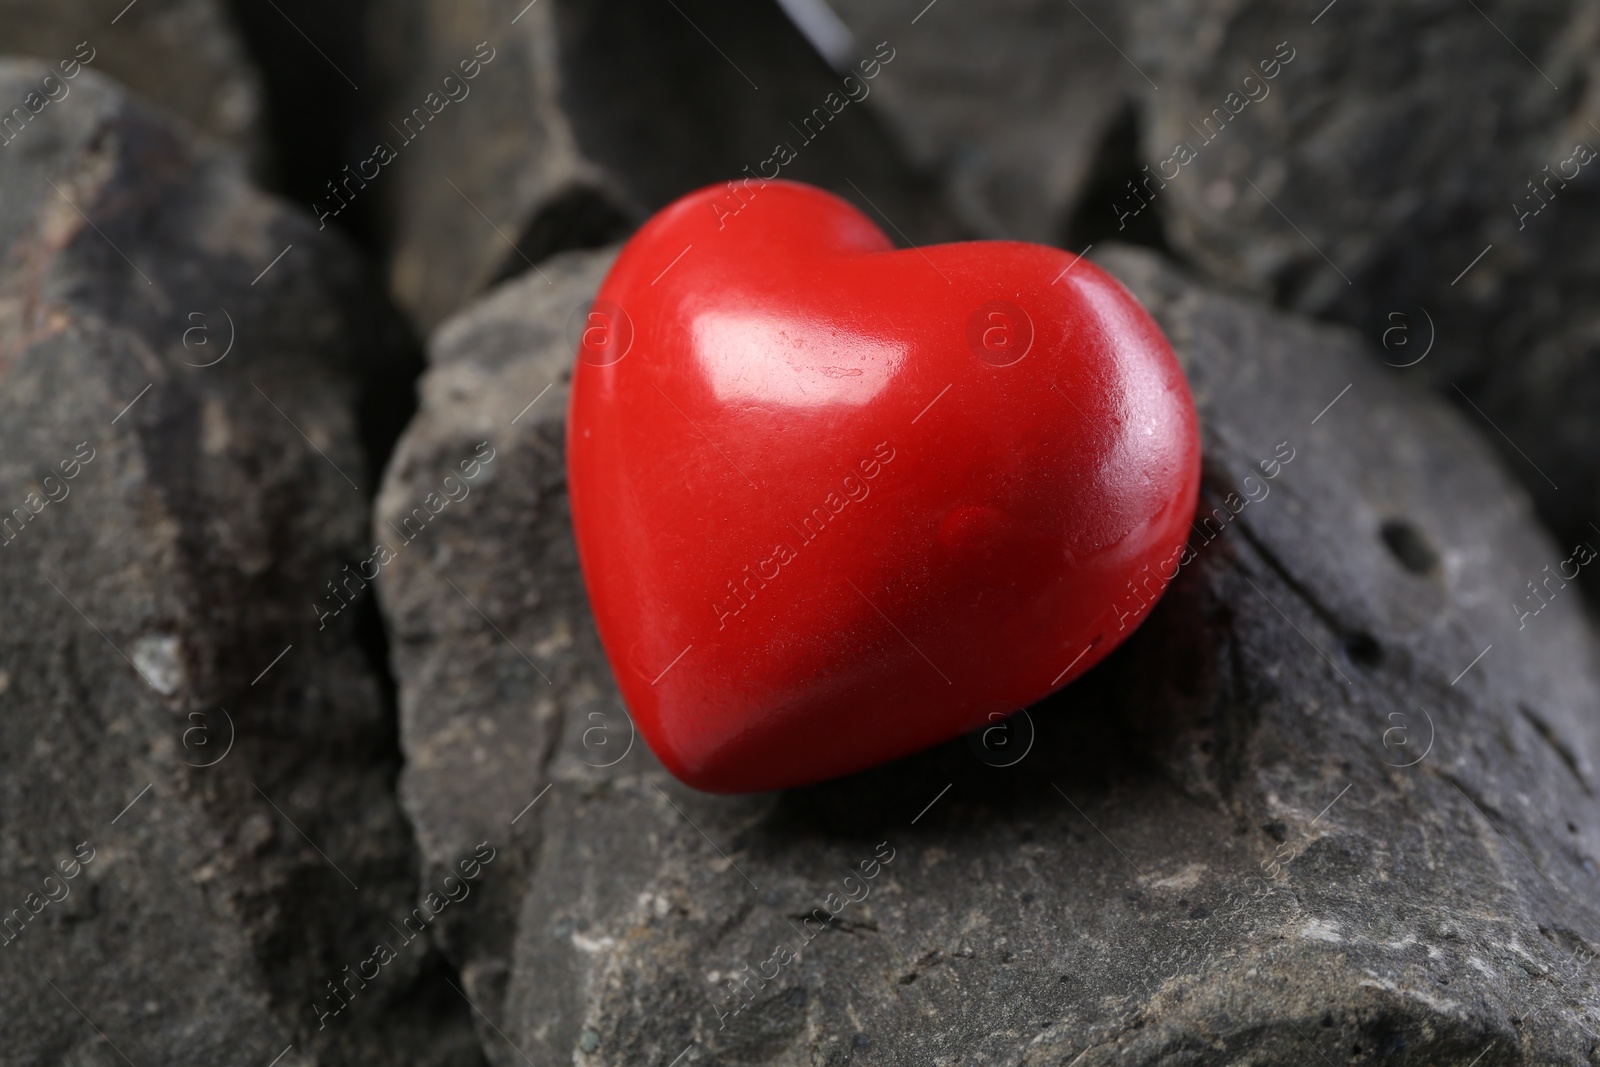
366,0,959,333
1123,0,1600,569
0,0,263,160
375,238,1600,1064
823,0,1140,242
0,62,479,1066
373,246,622,1056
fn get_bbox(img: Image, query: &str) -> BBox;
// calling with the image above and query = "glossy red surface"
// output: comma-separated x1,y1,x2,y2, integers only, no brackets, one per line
567,180,1200,793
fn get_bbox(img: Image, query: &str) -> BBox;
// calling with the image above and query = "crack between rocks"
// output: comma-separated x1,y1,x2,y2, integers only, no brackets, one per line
1518,702,1593,796
535,684,568,791
1230,512,1355,642
785,916,881,938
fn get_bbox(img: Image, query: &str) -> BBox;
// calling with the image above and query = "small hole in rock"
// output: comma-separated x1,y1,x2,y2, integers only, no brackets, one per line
1381,519,1439,575
1343,632,1383,667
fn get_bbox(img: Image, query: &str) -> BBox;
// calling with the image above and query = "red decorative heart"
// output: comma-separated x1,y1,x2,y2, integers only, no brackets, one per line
567,181,1200,793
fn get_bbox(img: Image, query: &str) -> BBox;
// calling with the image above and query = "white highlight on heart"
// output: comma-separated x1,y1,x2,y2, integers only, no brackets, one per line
692,310,906,410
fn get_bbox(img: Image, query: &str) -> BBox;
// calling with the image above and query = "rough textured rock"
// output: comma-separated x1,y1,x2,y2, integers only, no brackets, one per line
373,246,621,1058
0,0,263,160
1125,0,1600,581
0,63,478,1065
375,238,1600,1064
367,0,959,332
823,0,1140,243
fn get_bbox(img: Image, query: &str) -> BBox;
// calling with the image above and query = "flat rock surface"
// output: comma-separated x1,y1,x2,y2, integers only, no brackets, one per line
0,63,477,1066
375,240,1600,1065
